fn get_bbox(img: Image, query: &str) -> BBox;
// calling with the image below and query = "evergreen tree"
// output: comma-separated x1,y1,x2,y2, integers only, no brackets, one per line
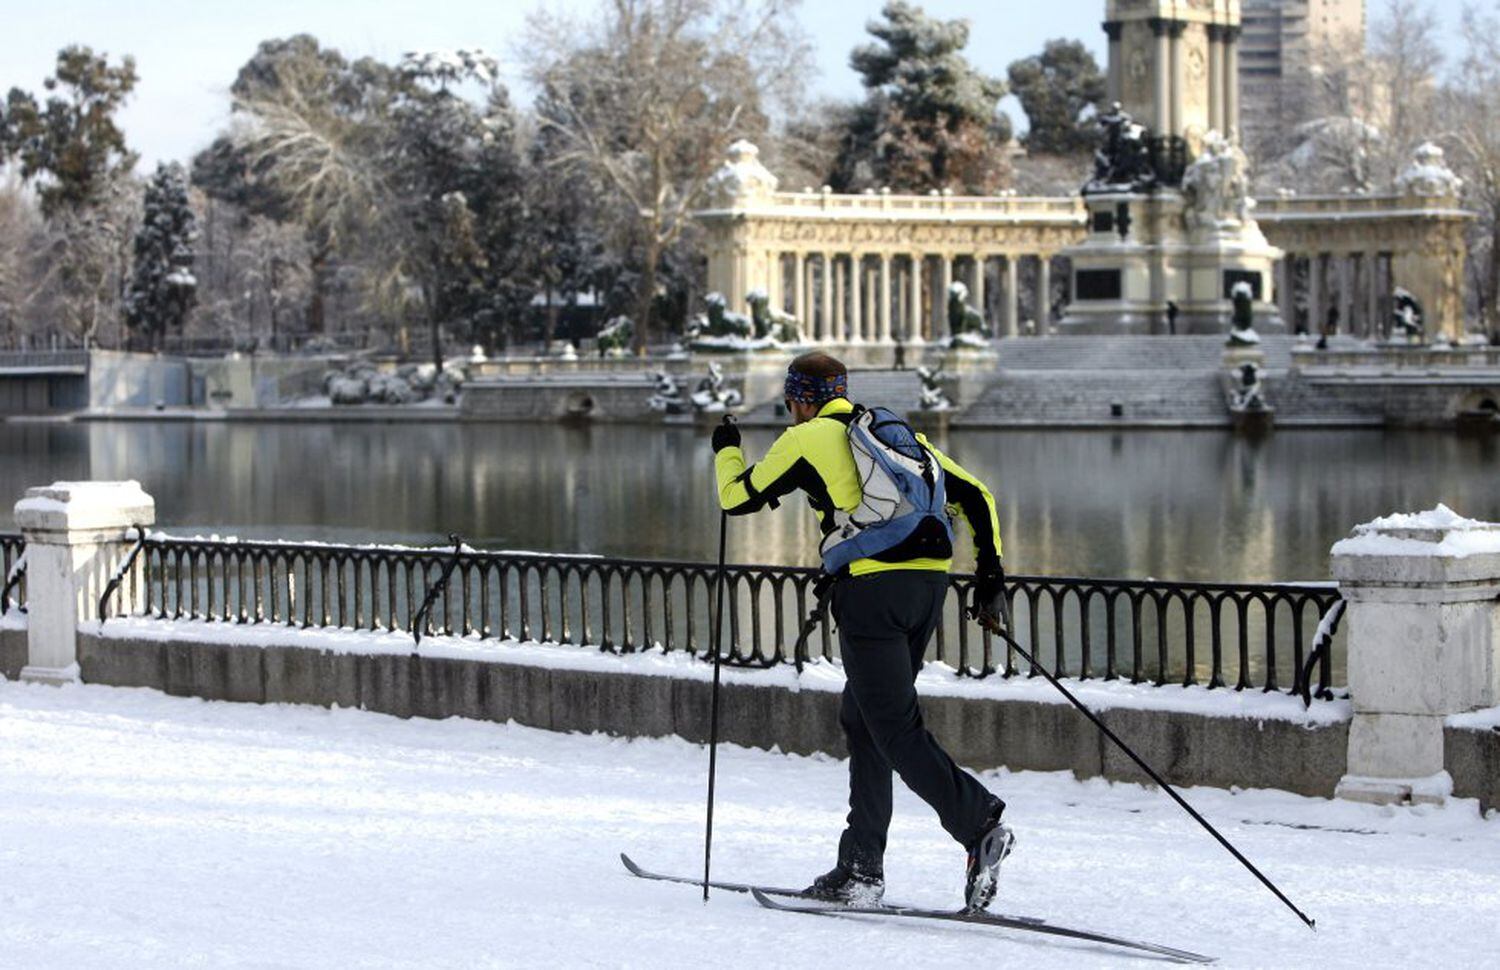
1007,39,1106,156
124,162,198,350
0,46,139,216
831,2,1011,193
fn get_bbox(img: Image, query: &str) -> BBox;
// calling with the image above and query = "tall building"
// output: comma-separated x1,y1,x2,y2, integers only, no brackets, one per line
1240,0,1367,149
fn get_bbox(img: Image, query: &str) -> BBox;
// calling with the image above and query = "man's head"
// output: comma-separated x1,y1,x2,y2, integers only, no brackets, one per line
784,351,848,425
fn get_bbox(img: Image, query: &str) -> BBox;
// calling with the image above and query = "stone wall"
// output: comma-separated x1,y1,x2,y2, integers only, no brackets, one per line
76,626,1354,799
0,622,26,679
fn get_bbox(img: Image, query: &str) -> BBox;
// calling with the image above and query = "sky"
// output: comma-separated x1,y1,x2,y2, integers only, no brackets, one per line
0,0,1481,169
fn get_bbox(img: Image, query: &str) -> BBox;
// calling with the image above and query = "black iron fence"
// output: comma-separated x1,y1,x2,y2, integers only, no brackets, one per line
116,535,1345,697
1,533,25,614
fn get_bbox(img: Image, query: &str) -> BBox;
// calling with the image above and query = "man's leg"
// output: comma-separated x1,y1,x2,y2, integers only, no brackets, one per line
836,681,892,873
835,572,997,849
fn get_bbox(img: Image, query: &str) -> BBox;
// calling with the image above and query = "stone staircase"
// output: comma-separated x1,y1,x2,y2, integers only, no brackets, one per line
960,335,1301,427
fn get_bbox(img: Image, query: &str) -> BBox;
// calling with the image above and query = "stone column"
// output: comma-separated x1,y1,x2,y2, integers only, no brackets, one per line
1276,258,1295,332
1103,21,1123,104
1150,18,1171,134
1337,255,1354,335
1225,26,1242,140
1367,253,1384,338
1037,256,1052,333
793,253,807,325
1308,254,1324,336
850,253,863,343
1208,25,1226,133
910,254,925,342
1168,20,1186,137
973,255,987,328
878,254,892,342
1331,510,1500,806
939,255,953,340
820,253,833,341
832,256,845,338
14,481,156,684
1004,256,1019,337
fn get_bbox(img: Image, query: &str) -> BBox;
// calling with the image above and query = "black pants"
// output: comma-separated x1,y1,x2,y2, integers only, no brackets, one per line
832,570,999,873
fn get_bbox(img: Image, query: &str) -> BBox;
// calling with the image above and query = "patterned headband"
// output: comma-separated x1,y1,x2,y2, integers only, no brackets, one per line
784,367,848,405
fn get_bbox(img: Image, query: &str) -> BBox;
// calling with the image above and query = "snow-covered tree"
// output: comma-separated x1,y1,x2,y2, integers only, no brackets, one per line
123,162,198,350
830,2,1012,193
0,46,139,217
524,0,811,353
1007,39,1106,157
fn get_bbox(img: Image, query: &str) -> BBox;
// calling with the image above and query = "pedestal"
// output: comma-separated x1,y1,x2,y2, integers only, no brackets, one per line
1330,509,1500,805
13,481,156,684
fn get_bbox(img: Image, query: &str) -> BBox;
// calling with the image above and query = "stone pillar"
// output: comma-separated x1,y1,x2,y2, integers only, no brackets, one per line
972,255,987,328
14,481,156,684
1004,256,1019,337
832,256,845,339
1367,253,1384,338
939,255,954,340
1225,26,1242,140
819,253,833,341
1150,18,1171,134
1308,254,1324,336
1208,25,1225,133
793,253,807,325
1331,509,1500,806
1337,255,1354,336
1168,20,1186,137
1104,21,1123,104
1037,257,1052,333
878,254,892,342
1276,258,1295,333
850,253,863,343
910,254,925,342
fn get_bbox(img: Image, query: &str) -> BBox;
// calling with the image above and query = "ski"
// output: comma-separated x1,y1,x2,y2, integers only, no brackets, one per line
620,852,819,900
751,888,1216,965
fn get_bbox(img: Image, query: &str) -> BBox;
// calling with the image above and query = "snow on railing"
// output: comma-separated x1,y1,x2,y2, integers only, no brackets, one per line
127,533,1346,696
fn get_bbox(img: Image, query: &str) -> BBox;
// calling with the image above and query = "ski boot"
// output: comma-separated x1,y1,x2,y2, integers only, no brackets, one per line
964,802,1015,913
804,862,884,906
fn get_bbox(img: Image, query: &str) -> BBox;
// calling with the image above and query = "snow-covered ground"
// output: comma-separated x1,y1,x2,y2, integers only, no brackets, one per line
2,681,1496,969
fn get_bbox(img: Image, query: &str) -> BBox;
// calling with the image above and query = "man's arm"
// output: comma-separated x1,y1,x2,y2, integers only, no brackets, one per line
714,428,815,515
921,436,1003,567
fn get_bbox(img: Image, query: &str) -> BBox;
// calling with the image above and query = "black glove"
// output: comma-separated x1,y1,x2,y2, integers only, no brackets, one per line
972,559,1011,635
711,417,740,453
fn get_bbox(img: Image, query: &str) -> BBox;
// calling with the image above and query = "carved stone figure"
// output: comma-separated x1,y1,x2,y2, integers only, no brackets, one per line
1391,287,1425,342
1227,281,1261,346
1396,143,1462,199
1229,361,1266,412
705,140,779,209
1183,131,1252,232
916,364,951,411
1086,102,1157,194
691,292,752,339
745,290,802,343
946,281,988,349
689,361,743,411
646,371,688,414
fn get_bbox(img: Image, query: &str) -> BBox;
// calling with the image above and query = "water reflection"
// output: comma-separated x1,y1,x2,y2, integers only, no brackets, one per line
2,420,1497,583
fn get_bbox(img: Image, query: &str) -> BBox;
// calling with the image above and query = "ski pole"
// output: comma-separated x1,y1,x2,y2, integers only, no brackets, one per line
703,414,734,901
971,597,1317,931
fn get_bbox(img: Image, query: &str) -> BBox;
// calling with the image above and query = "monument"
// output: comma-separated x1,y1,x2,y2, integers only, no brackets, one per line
1060,0,1285,335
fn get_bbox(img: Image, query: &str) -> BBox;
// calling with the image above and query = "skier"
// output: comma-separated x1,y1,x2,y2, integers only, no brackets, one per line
710,351,1014,912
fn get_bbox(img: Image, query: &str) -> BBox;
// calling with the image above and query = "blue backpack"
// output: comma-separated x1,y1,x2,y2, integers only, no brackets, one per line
819,405,954,573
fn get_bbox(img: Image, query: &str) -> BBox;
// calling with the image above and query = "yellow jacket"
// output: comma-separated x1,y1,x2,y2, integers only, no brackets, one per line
713,397,1002,576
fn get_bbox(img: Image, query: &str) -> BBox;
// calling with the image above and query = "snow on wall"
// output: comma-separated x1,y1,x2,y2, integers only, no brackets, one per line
90,616,1349,727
